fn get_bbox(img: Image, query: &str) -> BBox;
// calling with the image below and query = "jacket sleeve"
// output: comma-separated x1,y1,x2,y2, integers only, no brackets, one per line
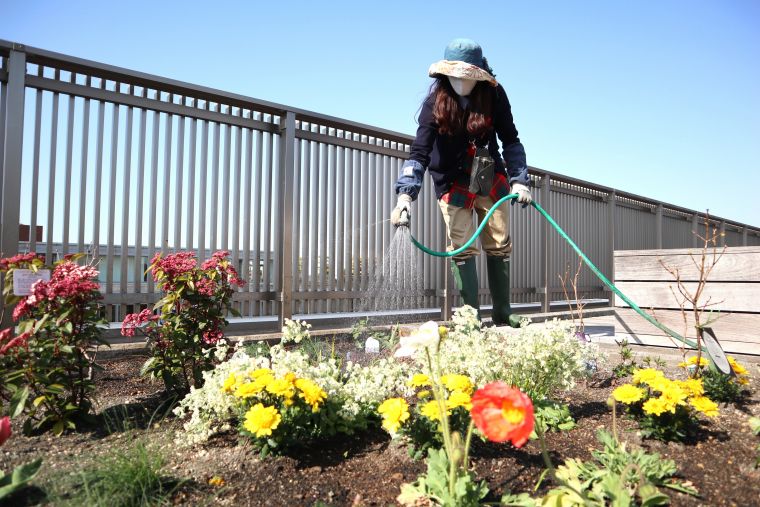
493,85,530,187
395,96,437,200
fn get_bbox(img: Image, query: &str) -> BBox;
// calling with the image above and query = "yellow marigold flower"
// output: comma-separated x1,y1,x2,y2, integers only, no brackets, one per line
689,396,719,417
208,476,225,487
737,376,750,385
647,376,673,394
685,356,709,367
420,400,447,421
222,373,240,393
243,403,281,437
249,367,274,379
727,356,748,376
642,397,669,416
295,378,327,412
284,372,298,384
252,373,275,391
632,368,664,386
377,397,410,434
234,381,263,399
659,385,688,412
612,384,645,404
446,390,473,410
441,374,473,394
407,373,431,388
676,379,704,397
417,390,432,399
266,377,295,400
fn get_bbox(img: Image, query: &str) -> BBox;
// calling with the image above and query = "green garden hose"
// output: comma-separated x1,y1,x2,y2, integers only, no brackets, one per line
410,193,703,352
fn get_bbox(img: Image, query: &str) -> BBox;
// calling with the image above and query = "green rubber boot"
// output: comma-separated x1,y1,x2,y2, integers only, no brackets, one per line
451,257,480,318
486,256,522,328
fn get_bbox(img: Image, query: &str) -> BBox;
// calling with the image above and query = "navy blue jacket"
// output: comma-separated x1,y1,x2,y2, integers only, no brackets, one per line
395,83,529,200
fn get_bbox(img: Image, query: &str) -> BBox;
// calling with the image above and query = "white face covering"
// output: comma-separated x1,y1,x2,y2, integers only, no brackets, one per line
448,76,477,96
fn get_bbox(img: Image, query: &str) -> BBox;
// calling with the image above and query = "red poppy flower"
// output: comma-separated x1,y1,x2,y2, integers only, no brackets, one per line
470,382,534,447
0,416,11,446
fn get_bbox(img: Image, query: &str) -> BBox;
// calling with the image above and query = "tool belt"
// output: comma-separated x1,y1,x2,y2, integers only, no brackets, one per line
468,147,494,197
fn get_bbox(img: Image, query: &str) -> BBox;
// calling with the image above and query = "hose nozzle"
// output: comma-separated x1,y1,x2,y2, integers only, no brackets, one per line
396,209,410,227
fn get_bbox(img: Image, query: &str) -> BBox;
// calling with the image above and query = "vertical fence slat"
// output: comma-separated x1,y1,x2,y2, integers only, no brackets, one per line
160,112,172,255
186,116,196,252
242,121,253,315
134,103,147,294
252,121,263,316
173,115,184,252
209,120,220,255
221,119,231,252
197,119,208,263
61,93,75,255
77,86,90,255
29,87,42,253
147,108,159,292
120,105,133,301
45,85,60,263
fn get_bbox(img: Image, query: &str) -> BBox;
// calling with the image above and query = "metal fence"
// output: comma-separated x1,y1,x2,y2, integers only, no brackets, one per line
2,40,760,331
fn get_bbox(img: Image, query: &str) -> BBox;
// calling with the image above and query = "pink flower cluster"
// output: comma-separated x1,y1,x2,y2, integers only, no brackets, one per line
11,261,100,322
0,328,30,355
0,252,42,271
121,308,159,337
151,251,198,282
202,329,223,344
200,251,245,287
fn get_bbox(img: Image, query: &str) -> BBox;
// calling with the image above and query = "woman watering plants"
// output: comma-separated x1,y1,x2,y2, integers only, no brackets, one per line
391,38,531,327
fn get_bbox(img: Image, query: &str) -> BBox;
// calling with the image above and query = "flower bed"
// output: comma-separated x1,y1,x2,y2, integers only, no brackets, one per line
1,250,759,505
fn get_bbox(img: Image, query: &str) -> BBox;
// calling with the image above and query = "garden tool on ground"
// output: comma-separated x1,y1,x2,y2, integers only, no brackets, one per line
397,192,733,375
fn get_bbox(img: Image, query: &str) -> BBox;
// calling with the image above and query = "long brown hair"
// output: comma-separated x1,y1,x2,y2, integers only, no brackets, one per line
430,77,494,138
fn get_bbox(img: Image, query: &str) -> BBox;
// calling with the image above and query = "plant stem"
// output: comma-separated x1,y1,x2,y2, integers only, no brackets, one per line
462,419,475,471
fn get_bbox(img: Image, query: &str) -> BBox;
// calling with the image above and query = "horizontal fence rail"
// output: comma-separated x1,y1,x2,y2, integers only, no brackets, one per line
2,40,760,333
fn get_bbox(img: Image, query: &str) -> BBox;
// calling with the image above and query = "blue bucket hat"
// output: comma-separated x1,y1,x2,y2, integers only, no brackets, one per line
428,38,497,85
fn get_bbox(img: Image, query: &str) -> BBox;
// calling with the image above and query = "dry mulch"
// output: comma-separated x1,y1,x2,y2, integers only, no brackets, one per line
3,345,760,506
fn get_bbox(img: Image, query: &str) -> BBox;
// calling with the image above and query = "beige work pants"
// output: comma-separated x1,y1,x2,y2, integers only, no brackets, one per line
437,195,512,262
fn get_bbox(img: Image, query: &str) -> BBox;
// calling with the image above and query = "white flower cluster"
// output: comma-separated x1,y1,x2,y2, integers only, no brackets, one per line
281,318,311,344
173,349,269,445
413,307,602,401
341,358,413,419
175,325,412,445
499,319,602,400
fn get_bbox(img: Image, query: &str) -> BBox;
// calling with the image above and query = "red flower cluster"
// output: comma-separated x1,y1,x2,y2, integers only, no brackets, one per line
120,308,160,337
0,252,42,271
0,328,31,355
470,382,534,447
12,261,100,322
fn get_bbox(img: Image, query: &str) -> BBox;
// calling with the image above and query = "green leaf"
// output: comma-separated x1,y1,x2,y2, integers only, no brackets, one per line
32,395,46,407
0,458,42,499
9,386,29,418
52,420,65,436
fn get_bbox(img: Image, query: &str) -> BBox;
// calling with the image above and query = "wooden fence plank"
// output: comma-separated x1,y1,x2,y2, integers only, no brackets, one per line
611,332,760,356
614,281,760,312
614,308,760,344
614,249,760,282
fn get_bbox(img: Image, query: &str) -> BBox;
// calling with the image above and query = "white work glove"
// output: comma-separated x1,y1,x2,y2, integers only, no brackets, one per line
511,183,532,208
390,194,413,227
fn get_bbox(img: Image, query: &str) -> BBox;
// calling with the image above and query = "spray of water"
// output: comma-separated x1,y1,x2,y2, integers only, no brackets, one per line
359,226,426,324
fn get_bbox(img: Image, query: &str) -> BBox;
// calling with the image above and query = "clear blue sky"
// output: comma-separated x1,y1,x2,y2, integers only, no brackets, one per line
4,0,759,227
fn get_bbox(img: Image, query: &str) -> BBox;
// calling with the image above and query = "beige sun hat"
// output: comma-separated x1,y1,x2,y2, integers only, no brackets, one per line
428,38,498,86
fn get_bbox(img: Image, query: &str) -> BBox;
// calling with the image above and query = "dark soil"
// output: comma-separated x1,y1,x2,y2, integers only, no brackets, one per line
3,346,760,506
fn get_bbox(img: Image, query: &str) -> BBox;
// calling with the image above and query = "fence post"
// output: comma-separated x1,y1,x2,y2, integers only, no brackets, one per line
691,213,699,248
277,111,296,328
742,226,748,246
655,203,663,249
442,258,452,321
540,173,551,313
607,190,616,305
1,48,26,260
719,220,726,247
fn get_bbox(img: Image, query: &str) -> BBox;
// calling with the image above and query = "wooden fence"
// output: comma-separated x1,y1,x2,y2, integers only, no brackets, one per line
613,246,760,355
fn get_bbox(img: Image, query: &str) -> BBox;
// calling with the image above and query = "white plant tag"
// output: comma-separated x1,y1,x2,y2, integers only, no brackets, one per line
364,337,380,354
12,269,51,296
